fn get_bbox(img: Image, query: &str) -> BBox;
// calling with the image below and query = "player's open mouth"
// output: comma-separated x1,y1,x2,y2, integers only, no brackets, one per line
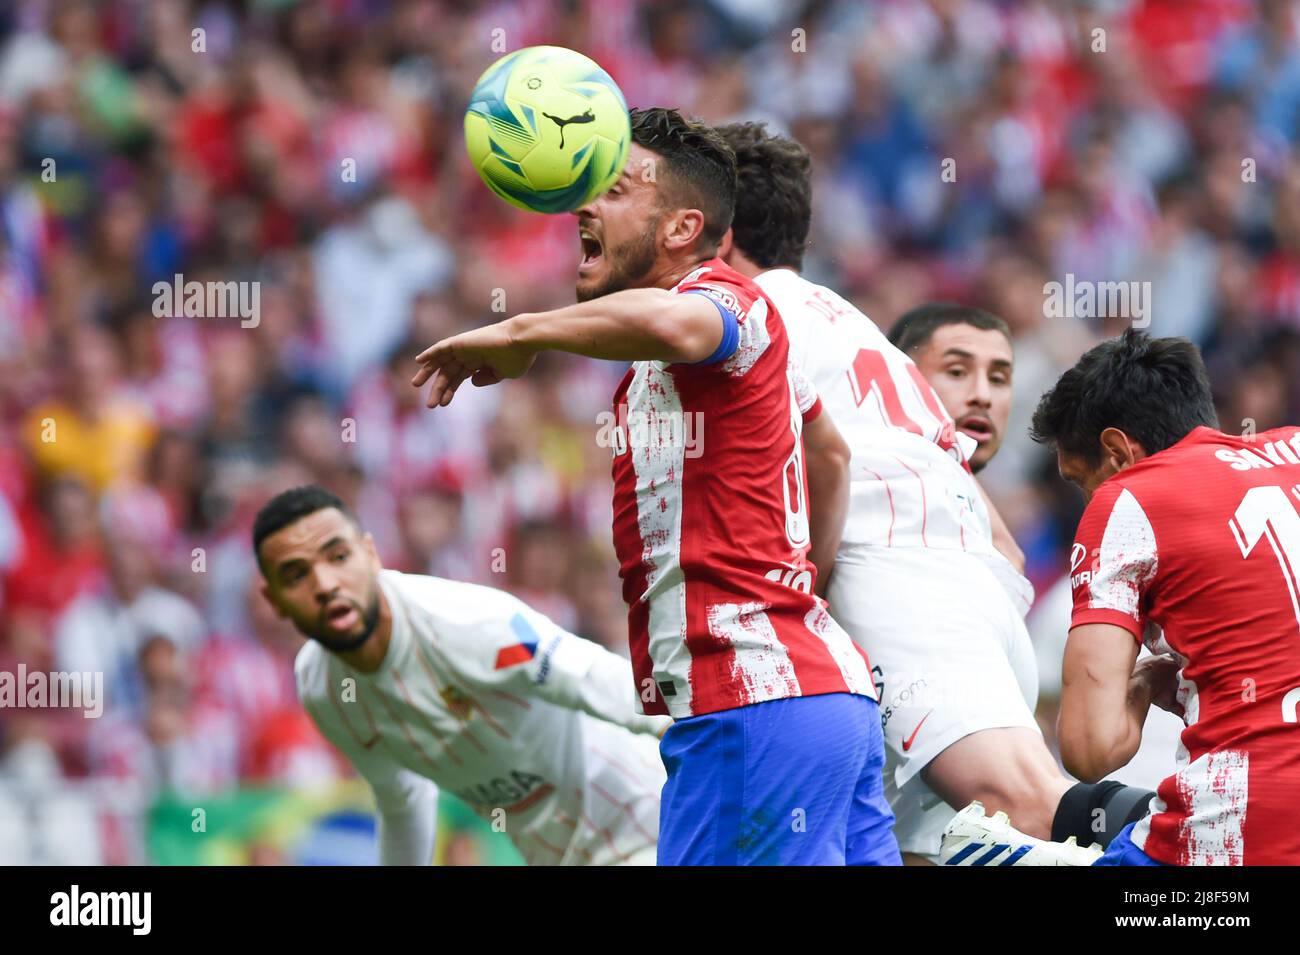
958,416,994,442
323,601,359,630
578,228,603,272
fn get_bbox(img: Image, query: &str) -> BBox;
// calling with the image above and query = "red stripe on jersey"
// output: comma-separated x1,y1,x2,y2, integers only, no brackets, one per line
893,455,928,547
863,466,896,547
591,780,657,843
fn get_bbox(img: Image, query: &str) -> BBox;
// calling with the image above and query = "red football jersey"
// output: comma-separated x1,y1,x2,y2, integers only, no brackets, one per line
609,259,876,718
1070,425,1300,865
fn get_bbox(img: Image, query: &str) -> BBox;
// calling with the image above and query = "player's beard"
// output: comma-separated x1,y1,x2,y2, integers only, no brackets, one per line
575,221,659,302
309,590,382,654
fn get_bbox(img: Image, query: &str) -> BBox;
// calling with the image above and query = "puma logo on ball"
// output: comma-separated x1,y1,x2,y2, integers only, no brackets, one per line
543,108,595,148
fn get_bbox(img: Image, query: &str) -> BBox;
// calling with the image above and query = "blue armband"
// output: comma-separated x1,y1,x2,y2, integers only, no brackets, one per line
683,289,740,364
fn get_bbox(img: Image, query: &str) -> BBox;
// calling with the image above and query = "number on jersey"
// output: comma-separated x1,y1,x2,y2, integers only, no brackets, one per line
1230,484,1300,633
846,348,957,451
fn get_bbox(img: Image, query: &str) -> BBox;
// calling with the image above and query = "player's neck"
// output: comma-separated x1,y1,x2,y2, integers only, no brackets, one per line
724,248,765,279
653,253,717,291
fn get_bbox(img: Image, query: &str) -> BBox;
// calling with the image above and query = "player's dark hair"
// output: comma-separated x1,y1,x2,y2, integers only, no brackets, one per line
714,121,811,270
1030,328,1218,464
252,485,359,571
630,106,736,254
888,302,1012,355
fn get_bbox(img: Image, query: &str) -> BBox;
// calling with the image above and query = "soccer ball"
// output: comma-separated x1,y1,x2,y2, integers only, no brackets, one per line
464,46,631,214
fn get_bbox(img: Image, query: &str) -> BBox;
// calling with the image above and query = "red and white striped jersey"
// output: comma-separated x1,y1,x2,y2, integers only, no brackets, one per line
610,259,878,718
1070,425,1300,865
755,268,992,555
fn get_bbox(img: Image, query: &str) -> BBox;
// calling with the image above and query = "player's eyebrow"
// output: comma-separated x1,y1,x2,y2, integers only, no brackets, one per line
941,348,1013,369
275,535,349,580
276,557,308,580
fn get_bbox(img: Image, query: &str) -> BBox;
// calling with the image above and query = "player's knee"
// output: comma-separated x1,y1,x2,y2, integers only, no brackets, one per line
967,778,1061,839
928,733,1068,838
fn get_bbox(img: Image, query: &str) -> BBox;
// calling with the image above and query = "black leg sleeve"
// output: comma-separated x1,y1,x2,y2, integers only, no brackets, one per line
1051,781,1156,847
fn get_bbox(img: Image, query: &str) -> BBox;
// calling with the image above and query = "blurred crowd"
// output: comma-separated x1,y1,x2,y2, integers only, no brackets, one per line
0,0,1298,863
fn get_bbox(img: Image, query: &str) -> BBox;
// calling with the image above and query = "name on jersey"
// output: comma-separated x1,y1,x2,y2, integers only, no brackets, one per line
1068,541,1097,591
1215,435,1300,471
691,284,745,319
596,406,704,459
455,771,552,811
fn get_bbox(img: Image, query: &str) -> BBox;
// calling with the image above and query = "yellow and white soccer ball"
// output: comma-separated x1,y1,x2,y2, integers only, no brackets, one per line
464,45,631,214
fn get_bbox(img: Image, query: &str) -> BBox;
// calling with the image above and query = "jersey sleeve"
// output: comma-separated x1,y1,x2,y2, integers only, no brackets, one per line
1069,482,1159,641
446,598,671,737
295,653,439,865
789,360,823,422
674,270,765,372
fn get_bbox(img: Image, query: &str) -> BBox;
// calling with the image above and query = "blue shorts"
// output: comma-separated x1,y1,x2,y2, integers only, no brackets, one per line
657,692,900,866
1093,822,1166,866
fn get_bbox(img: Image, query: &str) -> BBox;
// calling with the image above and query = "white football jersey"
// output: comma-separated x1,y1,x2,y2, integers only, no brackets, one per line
756,268,993,555
297,570,667,865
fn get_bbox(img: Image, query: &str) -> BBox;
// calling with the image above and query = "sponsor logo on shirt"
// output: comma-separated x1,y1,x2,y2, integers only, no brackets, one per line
494,642,537,670
879,676,927,731
455,771,552,811
533,634,561,685
1069,543,1099,590
494,613,542,669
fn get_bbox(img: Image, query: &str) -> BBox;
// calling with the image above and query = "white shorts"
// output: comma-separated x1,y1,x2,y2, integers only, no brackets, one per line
827,545,1040,859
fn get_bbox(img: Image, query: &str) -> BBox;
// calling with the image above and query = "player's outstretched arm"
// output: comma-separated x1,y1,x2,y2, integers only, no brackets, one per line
412,288,723,408
371,773,440,866
801,409,850,597
1058,622,1150,781
447,600,671,737
328,734,440,865
298,662,439,865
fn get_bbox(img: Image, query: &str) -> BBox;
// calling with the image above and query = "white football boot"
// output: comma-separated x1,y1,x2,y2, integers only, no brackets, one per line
940,800,1103,866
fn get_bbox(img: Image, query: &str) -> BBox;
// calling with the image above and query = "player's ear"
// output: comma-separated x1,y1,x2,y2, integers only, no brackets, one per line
663,208,706,254
259,581,289,620
1099,427,1144,471
362,531,382,568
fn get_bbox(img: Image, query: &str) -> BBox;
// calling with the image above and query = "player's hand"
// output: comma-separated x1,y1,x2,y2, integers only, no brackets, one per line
1130,653,1184,718
411,321,536,408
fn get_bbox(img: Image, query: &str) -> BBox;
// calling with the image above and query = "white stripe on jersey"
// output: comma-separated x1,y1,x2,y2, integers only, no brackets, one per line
626,361,694,715
1089,488,1159,619
720,295,771,376
707,600,801,704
